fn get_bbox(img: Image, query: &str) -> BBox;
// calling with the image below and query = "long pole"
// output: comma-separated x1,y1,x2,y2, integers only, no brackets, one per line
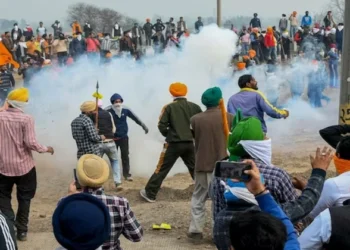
339,0,350,124
217,0,222,27
95,81,99,129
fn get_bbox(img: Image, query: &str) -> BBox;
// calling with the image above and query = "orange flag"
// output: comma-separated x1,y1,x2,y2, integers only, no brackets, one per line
0,41,19,68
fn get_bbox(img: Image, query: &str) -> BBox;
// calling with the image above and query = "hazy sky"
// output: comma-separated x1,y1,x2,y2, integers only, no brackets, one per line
2,0,329,22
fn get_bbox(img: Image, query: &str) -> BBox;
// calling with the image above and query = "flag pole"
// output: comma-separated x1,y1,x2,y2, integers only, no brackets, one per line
95,81,99,129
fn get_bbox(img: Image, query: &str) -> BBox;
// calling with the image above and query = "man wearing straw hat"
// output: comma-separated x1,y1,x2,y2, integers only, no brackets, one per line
71,101,106,159
70,154,143,249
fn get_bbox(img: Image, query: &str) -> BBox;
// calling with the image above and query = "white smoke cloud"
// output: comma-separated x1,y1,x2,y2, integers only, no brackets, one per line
27,24,238,177
26,24,338,178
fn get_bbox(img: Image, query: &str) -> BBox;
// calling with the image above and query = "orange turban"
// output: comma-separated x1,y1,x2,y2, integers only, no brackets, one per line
236,62,246,71
248,50,256,58
242,55,249,61
267,26,273,33
169,82,188,97
0,42,19,68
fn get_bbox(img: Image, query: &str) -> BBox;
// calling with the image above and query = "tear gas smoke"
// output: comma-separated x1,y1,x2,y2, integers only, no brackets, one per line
27,24,338,177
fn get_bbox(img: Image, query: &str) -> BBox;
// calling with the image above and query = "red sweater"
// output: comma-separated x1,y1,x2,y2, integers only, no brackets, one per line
264,33,275,48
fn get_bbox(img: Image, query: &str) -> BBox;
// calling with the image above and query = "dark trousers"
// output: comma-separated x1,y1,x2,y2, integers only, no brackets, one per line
0,167,37,233
145,34,152,46
57,52,68,66
115,138,131,178
132,37,142,50
145,142,195,199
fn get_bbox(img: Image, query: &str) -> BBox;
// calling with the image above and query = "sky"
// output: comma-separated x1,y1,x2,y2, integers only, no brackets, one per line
2,0,330,23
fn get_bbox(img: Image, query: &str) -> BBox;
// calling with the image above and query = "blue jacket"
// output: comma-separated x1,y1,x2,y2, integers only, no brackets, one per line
227,88,287,133
257,193,300,250
301,15,312,27
107,94,145,138
328,50,339,63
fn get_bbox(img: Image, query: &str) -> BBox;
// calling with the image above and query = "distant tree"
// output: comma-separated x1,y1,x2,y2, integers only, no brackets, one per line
99,8,122,33
67,3,138,34
327,0,345,22
0,19,18,33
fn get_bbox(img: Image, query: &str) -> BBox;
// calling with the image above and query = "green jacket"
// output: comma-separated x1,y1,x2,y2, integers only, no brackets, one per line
158,98,202,142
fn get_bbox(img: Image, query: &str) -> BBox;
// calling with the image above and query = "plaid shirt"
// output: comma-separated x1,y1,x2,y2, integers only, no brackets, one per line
210,159,298,219
71,114,102,159
213,167,326,250
85,188,143,250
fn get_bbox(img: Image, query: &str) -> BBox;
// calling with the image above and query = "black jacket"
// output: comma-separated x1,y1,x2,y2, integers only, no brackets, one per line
143,23,153,35
91,108,115,140
195,21,203,32
250,17,261,28
152,23,165,32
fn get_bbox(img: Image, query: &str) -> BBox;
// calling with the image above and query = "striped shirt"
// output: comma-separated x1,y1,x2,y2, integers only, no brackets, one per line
100,38,111,51
0,108,47,177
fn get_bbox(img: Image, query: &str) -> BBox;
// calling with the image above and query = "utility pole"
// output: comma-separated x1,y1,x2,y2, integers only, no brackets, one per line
339,0,350,124
217,0,222,27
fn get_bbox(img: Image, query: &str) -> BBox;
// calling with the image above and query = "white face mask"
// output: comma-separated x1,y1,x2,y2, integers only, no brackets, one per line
313,66,318,72
14,26,18,30
331,48,336,53
77,35,82,40
105,36,110,39
115,24,119,29
113,103,122,108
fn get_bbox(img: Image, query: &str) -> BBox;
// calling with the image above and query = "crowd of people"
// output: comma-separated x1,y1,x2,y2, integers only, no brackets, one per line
0,8,348,250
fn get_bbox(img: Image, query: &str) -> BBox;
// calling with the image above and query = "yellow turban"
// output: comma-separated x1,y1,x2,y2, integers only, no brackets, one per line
7,88,29,102
169,82,188,97
80,101,96,112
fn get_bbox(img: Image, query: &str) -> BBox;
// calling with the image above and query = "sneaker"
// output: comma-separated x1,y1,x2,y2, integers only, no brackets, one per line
140,189,156,203
126,175,133,182
115,183,123,191
187,232,203,240
17,232,27,241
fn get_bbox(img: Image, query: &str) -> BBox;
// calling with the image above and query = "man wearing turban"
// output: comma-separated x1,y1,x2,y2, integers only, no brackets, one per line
71,101,106,159
187,87,234,240
0,88,54,241
140,82,202,203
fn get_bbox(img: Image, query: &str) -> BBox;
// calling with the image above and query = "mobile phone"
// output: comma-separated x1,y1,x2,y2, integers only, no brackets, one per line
214,161,252,182
73,169,82,190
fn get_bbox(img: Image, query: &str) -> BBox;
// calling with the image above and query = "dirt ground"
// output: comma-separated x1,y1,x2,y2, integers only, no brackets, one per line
16,132,337,250
12,74,339,249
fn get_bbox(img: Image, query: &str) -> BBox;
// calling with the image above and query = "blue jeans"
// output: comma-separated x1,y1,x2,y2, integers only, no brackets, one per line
0,88,11,106
241,43,250,55
329,61,339,88
290,26,297,39
268,47,276,62
100,141,121,184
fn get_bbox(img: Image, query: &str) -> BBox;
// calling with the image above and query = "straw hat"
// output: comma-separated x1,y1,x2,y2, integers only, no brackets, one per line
76,154,109,188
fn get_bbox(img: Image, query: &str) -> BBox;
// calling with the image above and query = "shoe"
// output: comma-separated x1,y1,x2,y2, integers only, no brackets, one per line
115,183,123,191
140,189,156,203
17,232,27,241
187,232,203,240
126,175,133,182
